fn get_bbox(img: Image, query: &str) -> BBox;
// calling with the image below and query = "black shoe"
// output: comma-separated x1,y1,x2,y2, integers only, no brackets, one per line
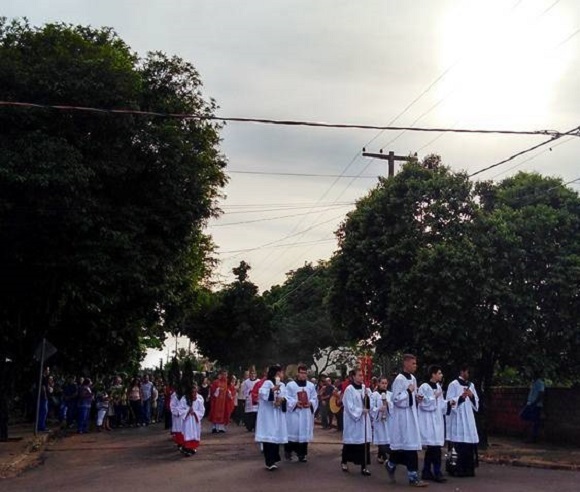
361,468,371,476
298,456,307,463
211,428,217,434
341,463,349,473
433,474,447,483
218,430,225,433
284,451,293,461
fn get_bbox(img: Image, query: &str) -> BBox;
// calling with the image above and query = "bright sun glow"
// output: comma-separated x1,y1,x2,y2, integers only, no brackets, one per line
437,0,575,128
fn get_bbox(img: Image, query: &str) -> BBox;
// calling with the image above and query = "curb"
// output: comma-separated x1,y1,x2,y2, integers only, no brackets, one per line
479,455,580,471
0,431,51,479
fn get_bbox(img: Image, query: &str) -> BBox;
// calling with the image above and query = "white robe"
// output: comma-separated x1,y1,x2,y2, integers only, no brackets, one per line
178,395,205,443
370,390,392,445
242,377,259,413
255,380,288,444
389,373,422,451
418,382,446,446
446,378,479,444
342,384,372,445
170,392,182,434
285,380,318,443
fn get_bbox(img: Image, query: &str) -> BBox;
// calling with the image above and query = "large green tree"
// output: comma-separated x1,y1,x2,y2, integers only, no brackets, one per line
263,261,349,373
329,157,580,386
0,19,226,379
184,261,273,371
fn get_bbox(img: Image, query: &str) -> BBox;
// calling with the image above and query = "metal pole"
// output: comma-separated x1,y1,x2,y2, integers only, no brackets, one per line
34,338,46,436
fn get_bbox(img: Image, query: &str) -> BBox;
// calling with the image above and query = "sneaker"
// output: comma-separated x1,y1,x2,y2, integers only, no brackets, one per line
361,468,372,476
267,464,278,471
298,456,307,463
385,462,396,483
284,451,293,461
409,479,428,487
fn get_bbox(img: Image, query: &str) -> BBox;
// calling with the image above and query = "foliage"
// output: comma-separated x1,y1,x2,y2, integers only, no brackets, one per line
183,261,273,371
0,19,226,379
263,261,349,372
329,157,580,386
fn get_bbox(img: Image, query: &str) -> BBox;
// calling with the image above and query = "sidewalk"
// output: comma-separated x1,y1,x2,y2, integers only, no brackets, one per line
480,435,580,471
0,423,51,479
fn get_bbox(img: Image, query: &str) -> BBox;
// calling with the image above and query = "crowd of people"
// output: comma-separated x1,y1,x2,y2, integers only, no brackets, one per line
37,356,480,488
36,369,170,434
225,355,480,488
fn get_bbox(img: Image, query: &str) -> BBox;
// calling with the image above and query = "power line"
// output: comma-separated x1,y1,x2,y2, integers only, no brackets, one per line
209,204,351,227
228,170,379,178
469,124,580,178
217,238,336,255
222,202,354,214
0,101,570,138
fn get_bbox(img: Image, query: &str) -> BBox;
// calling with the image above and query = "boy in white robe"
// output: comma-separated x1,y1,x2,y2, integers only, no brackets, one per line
341,368,372,476
446,364,479,477
370,376,392,464
170,389,184,451
418,365,447,482
284,364,318,462
177,383,205,456
255,365,288,471
241,366,259,432
386,354,428,488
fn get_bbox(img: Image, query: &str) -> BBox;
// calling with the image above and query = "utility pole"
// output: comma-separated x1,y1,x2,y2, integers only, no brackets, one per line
362,149,413,177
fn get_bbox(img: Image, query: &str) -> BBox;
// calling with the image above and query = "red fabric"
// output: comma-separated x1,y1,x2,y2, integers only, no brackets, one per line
173,432,184,446
251,377,266,405
182,439,200,450
209,376,232,425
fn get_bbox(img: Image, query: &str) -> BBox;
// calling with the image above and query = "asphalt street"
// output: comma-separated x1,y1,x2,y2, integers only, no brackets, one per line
3,421,579,492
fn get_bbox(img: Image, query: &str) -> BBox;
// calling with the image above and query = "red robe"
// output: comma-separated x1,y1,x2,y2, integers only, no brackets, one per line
209,377,234,425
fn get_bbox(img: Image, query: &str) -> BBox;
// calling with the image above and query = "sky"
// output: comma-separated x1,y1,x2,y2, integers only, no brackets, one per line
4,0,580,367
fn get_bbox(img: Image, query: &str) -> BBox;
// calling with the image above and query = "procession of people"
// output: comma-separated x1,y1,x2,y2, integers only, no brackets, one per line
163,355,481,488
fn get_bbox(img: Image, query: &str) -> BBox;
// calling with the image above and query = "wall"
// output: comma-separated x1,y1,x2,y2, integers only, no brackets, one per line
487,386,580,445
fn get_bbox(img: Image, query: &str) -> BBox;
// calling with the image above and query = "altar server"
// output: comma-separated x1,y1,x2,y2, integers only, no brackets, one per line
418,365,447,482
284,364,318,462
177,383,205,456
341,367,372,476
370,375,392,464
446,364,479,477
386,354,428,487
255,365,288,471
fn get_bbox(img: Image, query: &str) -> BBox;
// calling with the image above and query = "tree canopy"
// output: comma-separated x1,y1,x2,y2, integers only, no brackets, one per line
0,19,226,376
329,156,580,385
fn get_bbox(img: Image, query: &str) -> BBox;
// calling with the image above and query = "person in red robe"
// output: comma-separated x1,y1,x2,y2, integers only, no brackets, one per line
209,369,235,433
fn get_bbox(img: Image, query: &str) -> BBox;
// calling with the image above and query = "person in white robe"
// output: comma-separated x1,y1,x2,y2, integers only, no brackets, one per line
341,368,372,476
386,354,428,488
446,364,479,477
370,375,392,464
242,366,259,432
170,389,184,451
284,364,318,462
177,383,205,456
255,365,288,471
418,365,447,482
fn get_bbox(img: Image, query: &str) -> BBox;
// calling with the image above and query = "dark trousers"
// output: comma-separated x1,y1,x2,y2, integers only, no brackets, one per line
423,446,442,476
455,442,477,476
285,441,308,458
263,442,281,467
389,450,419,472
244,411,257,431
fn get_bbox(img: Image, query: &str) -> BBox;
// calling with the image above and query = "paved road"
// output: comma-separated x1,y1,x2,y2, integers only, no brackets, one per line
3,422,579,491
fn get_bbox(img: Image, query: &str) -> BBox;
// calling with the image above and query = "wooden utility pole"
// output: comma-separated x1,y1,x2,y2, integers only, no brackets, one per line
362,150,412,177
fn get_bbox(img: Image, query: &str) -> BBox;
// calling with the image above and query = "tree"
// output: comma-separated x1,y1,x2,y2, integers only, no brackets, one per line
329,159,580,388
184,262,273,371
0,19,226,406
263,261,349,371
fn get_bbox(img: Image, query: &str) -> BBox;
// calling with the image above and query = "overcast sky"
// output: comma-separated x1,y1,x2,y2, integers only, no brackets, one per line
4,0,580,366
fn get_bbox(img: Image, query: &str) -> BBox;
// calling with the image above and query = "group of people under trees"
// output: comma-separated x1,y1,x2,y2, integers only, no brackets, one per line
167,355,477,489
